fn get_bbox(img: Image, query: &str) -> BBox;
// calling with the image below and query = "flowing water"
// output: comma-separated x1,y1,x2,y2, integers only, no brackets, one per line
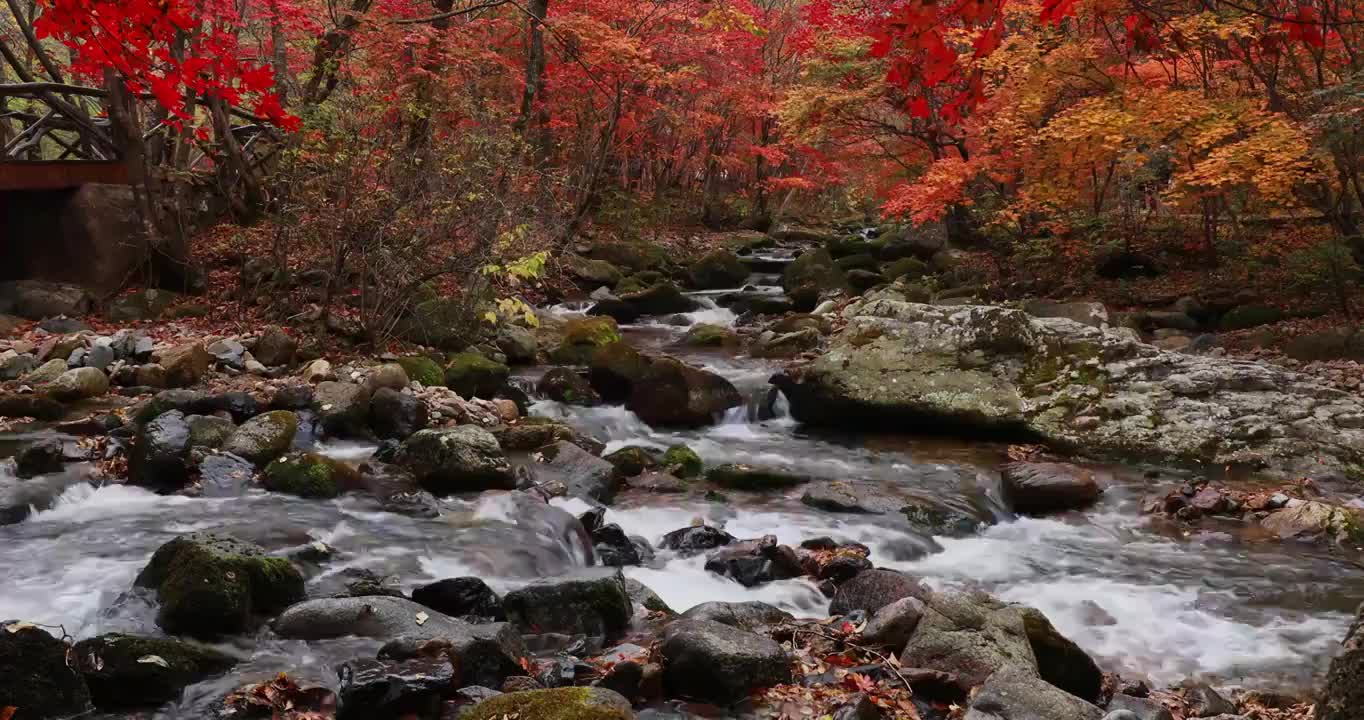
1,263,1361,717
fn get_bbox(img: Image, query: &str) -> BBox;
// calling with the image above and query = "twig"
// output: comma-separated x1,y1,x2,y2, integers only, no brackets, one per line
801,624,916,696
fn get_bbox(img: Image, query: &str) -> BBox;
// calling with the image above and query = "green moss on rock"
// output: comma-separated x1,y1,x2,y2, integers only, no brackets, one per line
397,355,445,387
444,351,510,399
662,444,702,478
551,317,623,364
74,633,236,709
603,446,659,477
884,257,929,281
706,463,809,490
683,323,739,347
463,686,632,720
262,452,360,499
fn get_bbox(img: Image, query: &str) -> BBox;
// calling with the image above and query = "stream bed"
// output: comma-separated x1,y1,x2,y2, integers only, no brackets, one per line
1,272,1361,717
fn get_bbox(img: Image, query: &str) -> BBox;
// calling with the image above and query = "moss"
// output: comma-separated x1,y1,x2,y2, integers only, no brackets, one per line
615,270,667,295
444,351,510,399
397,355,444,387
74,633,236,709
552,318,624,364
683,323,739,347
884,257,929,280
662,444,702,478
262,452,351,499
1220,304,1284,331
603,446,659,477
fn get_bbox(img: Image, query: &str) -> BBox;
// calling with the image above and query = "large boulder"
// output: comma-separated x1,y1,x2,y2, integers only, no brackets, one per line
586,342,653,402
445,352,510,399
1000,462,1102,515
659,618,793,705
679,601,793,632
46,366,109,401
0,621,93,718
262,451,360,499
522,440,620,503
1020,606,1103,703
462,687,634,720
775,295,1364,480
73,633,236,709
704,535,803,587
830,568,931,616
626,356,741,427
252,325,298,366
0,391,65,420
413,577,506,620
134,532,305,637
397,355,445,387
707,463,809,490
782,248,850,297
502,573,633,641
497,325,540,364
0,279,93,319
688,249,750,290
537,367,601,406
221,410,298,466
564,254,624,289
336,655,457,720
591,281,698,320
395,426,514,494
1318,601,1364,720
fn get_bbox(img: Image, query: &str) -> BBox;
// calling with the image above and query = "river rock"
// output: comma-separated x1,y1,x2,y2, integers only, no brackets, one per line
1184,682,1236,716
0,621,93,718
368,387,429,439
221,410,298,466
800,481,902,514
1106,695,1174,720
277,595,466,640
830,568,931,616
782,248,850,299
661,524,734,555
15,438,65,478
445,352,510,399
496,325,539,364
73,633,236,709
565,254,625,288
251,325,297,367
0,279,93,319
46,366,109,401
659,618,793,705
704,535,803,586
549,317,623,365
707,463,809,490
585,342,651,401
23,357,68,384
0,349,35,380
860,596,925,650
1001,462,1102,514
135,388,215,423
502,573,632,641
197,453,256,497
900,592,1037,692
775,296,1364,480
683,323,740,348
157,341,210,387
135,532,305,637
688,249,750,289
608,281,698,317
1317,601,1364,720
131,410,194,490
359,462,442,518
492,419,602,454
523,440,621,503
965,667,1104,720
602,446,658,477
262,451,360,499
395,426,515,494
207,338,246,369
627,356,742,427
337,655,455,720
413,577,506,621
315,381,371,437
679,601,793,632
1020,606,1103,703
461,687,633,720
0,391,65,420
1021,300,1110,328
537,367,601,405
363,363,410,393
1260,500,1361,543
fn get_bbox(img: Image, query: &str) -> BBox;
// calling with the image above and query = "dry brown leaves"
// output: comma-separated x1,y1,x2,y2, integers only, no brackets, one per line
221,673,335,719
757,619,922,720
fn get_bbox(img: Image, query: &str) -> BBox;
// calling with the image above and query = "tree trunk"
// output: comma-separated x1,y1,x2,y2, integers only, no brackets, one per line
517,0,551,161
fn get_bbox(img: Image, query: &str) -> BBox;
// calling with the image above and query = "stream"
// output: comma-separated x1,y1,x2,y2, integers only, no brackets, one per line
1,257,1362,717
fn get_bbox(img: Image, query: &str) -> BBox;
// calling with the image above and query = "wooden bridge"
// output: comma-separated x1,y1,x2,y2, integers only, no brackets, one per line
0,82,131,190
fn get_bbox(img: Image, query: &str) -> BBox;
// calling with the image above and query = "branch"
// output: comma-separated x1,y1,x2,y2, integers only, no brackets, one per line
389,0,510,24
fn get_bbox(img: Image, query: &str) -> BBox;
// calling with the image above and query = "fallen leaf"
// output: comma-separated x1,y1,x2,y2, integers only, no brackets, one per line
1,706,17,720
415,611,429,626
138,654,171,668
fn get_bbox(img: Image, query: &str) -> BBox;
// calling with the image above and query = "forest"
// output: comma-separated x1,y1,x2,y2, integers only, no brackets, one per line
2,0,1364,719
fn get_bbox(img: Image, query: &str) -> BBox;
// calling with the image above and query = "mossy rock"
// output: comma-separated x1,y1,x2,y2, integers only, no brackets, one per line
221,410,299,466
0,622,93,718
707,463,810,490
134,532,305,637
825,235,876,258
186,415,236,449
688,249,750,290
397,355,445,387
551,317,623,364
462,687,633,720
603,446,660,477
74,633,236,709
589,241,668,272
1220,304,1284,331
262,452,361,499
781,248,850,295
615,270,667,295
585,342,651,403
662,444,702,478
884,257,929,281
564,254,624,288
834,253,879,272
444,351,510,399
683,323,740,348
394,296,484,350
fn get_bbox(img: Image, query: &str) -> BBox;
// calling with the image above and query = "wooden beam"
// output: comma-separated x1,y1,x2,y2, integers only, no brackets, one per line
0,160,130,190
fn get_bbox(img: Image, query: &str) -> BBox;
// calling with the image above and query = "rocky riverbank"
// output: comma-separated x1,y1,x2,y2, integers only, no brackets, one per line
0,221,1362,719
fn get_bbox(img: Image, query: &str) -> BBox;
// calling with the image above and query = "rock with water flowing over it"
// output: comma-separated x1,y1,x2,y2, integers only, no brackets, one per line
368,387,429,439
679,601,793,633
602,446,659,477
706,463,810,491
394,426,515,494
829,568,931,616
522,440,620,503
965,668,1104,720
413,577,506,621
800,481,902,514
1001,461,1103,515
586,344,740,427
220,410,298,466
659,618,793,705
660,524,734,555
502,573,633,642
0,621,93,718
73,633,236,709
774,294,1364,480
704,535,803,587
135,532,305,637
462,686,634,720
1318,602,1364,720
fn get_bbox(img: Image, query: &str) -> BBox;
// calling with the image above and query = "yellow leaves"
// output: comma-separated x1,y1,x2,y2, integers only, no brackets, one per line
698,6,766,37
